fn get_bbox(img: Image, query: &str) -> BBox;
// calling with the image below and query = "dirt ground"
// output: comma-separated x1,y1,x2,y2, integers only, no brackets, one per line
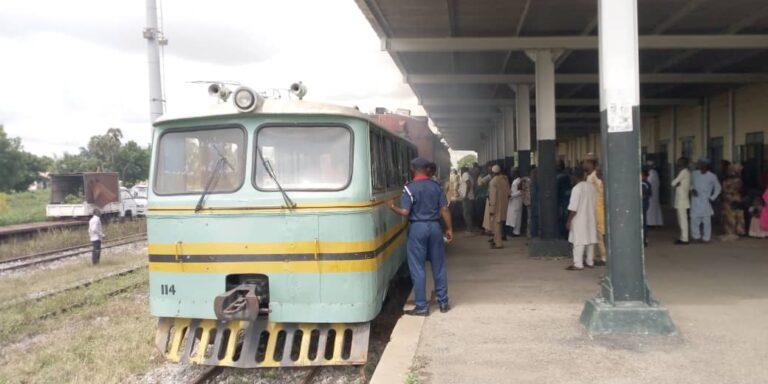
412,228,768,384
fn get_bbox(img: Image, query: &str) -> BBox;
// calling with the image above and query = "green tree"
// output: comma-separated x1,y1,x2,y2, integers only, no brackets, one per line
114,141,150,187
0,125,49,192
457,154,478,168
86,127,123,170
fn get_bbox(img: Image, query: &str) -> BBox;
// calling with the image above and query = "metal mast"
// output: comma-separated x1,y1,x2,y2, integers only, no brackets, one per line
143,0,167,122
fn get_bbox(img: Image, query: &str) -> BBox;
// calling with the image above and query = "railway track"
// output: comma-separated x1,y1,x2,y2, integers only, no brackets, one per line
187,366,320,384
1,265,146,311
0,233,147,273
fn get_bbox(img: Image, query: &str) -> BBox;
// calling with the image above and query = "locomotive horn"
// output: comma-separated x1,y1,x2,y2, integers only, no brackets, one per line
290,82,307,100
208,83,232,102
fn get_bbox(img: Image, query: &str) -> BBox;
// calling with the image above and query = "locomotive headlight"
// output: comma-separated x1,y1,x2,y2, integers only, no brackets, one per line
233,87,263,112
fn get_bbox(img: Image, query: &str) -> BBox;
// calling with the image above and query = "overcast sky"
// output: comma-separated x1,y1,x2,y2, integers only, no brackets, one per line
0,0,460,159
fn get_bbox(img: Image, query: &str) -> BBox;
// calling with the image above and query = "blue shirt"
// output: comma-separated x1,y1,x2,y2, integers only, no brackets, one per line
400,179,448,222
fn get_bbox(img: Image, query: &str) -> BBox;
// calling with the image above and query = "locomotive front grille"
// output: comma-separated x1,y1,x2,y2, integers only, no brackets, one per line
156,317,370,368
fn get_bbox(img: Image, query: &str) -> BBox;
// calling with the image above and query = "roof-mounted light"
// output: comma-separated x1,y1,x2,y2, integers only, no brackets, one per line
233,87,264,112
290,81,307,100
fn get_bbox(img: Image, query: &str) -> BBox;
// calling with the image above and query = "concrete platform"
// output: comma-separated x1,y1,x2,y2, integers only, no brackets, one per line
403,229,768,384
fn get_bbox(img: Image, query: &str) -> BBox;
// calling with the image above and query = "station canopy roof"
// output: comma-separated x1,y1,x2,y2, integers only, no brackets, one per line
355,0,768,150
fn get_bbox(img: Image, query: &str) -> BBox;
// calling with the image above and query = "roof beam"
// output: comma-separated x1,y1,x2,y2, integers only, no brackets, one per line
421,97,700,107
383,35,768,52
408,73,768,84
431,111,602,120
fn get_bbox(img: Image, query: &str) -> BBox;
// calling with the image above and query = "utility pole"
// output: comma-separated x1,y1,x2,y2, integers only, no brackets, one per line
143,0,167,123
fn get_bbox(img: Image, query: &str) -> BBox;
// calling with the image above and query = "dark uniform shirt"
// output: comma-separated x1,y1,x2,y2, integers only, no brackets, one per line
400,178,448,222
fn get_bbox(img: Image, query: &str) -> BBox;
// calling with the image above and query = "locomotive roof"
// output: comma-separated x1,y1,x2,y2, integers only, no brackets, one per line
154,98,375,125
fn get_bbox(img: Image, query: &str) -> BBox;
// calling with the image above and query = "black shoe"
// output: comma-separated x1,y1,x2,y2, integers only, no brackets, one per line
584,264,595,269
439,303,451,313
404,308,429,317
594,260,606,267
674,240,689,245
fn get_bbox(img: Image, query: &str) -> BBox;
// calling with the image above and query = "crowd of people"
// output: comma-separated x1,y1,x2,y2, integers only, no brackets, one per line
447,155,768,270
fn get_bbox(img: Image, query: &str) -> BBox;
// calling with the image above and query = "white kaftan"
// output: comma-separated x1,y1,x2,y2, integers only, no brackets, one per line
690,170,722,218
506,177,523,231
567,181,598,246
647,169,663,226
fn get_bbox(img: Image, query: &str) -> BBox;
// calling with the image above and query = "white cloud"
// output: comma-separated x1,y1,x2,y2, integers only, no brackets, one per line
0,0,426,157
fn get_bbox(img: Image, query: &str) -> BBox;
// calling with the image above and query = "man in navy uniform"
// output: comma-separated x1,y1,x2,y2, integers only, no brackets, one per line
388,157,453,316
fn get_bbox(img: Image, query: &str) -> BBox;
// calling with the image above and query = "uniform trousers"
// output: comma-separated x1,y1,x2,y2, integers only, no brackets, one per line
407,221,449,310
691,215,712,241
676,208,689,242
573,244,595,269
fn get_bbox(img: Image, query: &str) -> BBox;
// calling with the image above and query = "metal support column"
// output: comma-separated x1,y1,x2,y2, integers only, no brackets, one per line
497,119,507,165
503,107,516,170
580,0,675,335
516,85,532,177
529,50,569,255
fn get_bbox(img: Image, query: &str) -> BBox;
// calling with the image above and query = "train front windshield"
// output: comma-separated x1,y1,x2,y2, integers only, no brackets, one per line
254,125,352,191
154,127,246,195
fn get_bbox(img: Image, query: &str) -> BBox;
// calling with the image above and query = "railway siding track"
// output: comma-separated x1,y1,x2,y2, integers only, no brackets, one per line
0,233,147,273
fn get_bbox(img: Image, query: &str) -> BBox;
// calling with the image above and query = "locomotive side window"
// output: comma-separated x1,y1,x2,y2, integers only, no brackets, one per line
370,130,385,192
154,127,246,195
254,125,352,191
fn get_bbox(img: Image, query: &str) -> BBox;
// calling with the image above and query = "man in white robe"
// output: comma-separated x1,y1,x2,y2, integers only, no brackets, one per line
690,158,721,243
566,163,598,270
646,161,664,227
506,170,523,236
671,157,691,244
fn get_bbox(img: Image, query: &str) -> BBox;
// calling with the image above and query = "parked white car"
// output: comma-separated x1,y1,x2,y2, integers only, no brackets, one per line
120,187,147,217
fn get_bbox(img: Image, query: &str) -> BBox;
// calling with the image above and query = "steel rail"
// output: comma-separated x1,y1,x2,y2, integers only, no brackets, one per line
0,234,147,273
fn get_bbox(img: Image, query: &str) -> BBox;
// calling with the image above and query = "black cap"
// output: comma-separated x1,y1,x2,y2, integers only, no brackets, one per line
410,157,431,169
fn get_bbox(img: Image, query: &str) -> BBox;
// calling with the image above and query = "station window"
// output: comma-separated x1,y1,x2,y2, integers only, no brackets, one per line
154,126,246,195
254,125,353,191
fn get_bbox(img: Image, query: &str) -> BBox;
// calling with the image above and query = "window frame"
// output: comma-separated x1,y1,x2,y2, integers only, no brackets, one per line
252,122,355,192
153,124,248,197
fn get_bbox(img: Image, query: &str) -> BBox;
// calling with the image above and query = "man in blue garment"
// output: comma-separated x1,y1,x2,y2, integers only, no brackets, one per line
388,157,453,316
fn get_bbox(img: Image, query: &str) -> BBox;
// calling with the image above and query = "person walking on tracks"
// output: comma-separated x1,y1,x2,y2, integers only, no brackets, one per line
388,157,453,316
88,209,105,265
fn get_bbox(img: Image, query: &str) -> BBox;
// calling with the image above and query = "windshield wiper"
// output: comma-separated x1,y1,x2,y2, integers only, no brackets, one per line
195,145,234,213
256,145,296,210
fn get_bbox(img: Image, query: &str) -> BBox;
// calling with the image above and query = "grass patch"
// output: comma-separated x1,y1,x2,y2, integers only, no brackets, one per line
0,190,49,226
0,218,146,260
0,246,147,304
0,284,162,384
0,269,147,345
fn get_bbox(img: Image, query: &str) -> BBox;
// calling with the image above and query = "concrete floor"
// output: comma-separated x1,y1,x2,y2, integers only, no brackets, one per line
413,228,768,384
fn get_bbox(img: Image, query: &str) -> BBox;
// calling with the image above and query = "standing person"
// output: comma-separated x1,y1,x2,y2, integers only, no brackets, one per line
529,166,539,238
88,209,105,265
506,168,523,237
690,158,722,243
388,158,453,316
474,165,489,232
521,168,532,238
641,169,652,246
671,157,691,245
747,191,767,238
480,163,495,235
585,155,606,265
448,169,460,202
566,161,598,271
556,161,572,237
488,165,510,249
761,186,768,232
459,166,475,233
646,162,664,227
720,163,746,241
